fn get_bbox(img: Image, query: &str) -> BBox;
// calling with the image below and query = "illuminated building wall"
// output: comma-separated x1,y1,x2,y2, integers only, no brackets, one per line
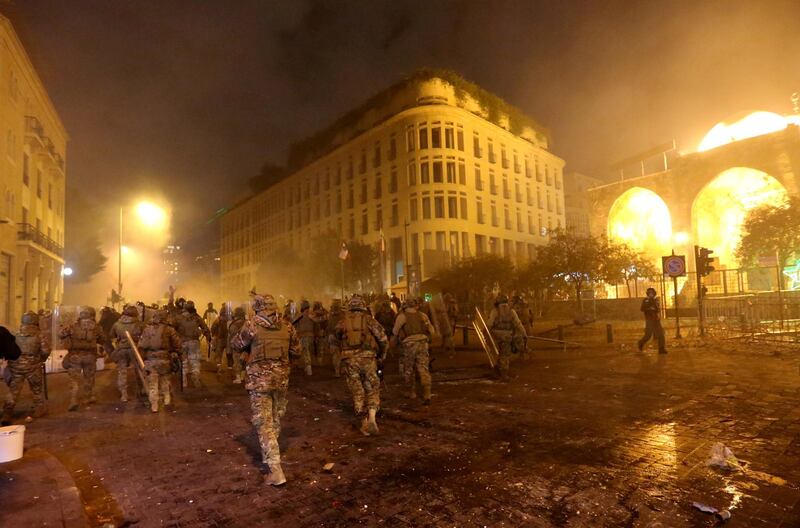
221,73,566,299
0,15,67,326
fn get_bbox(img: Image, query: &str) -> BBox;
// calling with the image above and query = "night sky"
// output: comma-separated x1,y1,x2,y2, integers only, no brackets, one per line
4,0,799,252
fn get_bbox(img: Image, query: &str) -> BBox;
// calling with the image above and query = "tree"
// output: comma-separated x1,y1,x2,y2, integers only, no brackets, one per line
344,240,380,293
431,254,515,308
535,230,605,312
513,256,559,316
64,187,108,283
600,240,659,297
736,197,800,277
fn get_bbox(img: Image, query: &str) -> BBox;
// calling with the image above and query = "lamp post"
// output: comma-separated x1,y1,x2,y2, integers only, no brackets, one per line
117,201,167,307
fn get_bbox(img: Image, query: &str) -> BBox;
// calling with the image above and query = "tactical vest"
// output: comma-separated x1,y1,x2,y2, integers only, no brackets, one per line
492,309,514,332
70,321,97,350
342,312,376,350
16,330,41,359
114,319,142,349
177,314,201,340
249,321,290,363
294,313,315,336
400,311,429,339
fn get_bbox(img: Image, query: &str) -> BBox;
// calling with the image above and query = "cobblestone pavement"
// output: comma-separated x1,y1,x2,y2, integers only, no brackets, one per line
2,340,799,527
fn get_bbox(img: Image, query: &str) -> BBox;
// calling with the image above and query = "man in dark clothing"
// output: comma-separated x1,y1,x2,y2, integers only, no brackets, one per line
638,287,667,354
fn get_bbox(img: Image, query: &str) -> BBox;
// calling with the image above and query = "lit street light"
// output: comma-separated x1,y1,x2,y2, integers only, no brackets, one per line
62,266,73,277
117,200,168,306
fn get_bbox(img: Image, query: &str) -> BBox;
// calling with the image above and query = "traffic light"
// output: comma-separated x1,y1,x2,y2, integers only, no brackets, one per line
695,246,715,277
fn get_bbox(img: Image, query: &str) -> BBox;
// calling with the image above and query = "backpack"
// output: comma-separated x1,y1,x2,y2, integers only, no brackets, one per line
400,311,429,339
250,320,290,362
138,325,165,351
343,312,375,350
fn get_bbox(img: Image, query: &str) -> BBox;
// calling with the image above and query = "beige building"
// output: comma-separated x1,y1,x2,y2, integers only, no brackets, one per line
564,172,603,237
221,71,565,299
0,15,67,325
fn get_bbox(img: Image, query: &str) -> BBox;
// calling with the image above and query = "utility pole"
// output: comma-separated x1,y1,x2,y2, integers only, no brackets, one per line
403,219,411,297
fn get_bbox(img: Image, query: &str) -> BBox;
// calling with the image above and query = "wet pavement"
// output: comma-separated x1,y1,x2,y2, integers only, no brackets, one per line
2,340,799,527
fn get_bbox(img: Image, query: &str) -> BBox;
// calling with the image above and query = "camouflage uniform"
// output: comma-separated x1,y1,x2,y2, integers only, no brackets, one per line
311,303,329,366
109,306,145,402
227,308,247,384
174,302,211,388
138,310,182,412
3,312,50,421
60,308,105,410
335,296,388,435
511,297,534,359
392,303,435,402
487,298,527,381
231,294,298,486
293,306,316,375
327,301,344,377
210,312,229,372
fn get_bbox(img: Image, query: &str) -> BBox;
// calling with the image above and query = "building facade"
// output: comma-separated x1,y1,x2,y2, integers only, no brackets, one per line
0,15,67,326
221,72,565,299
564,172,603,237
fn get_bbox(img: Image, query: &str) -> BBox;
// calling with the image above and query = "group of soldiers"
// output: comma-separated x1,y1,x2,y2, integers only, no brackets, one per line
1,287,533,488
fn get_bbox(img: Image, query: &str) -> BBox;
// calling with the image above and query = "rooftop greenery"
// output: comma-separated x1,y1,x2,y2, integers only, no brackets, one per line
287,68,550,170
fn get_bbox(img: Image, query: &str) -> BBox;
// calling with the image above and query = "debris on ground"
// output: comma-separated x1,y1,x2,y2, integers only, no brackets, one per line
323,463,335,472
708,442,741,470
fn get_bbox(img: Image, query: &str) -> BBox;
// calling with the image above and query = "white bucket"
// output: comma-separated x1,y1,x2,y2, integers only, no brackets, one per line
0,424,25,463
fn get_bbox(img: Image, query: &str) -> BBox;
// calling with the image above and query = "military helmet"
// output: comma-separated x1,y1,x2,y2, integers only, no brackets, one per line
122,305,139,317
21,311,38,325
176,297,186,308
405,298,419,308
253,294,278,314
312,301,323,311
233,306,246,318
185,300,195,310
300,299,310,311
348,295,367,311
79,307,94,320
151,309,168,324
494,294,509,306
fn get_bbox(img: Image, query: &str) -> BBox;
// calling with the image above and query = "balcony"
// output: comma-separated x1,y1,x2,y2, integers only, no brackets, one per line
17,223,63,258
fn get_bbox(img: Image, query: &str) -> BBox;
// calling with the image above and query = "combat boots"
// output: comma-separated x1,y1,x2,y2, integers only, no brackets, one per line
150,400,159,413
264,463,287,486
367,408,379,435
120,391,128,403
304,365,312,376
1,404,13,425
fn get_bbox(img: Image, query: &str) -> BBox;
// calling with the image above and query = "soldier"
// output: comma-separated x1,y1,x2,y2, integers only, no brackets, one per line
2,312,50,424
98,306,120,354
374,301,396,340
174,300,211,388
392,299,435,404
334,295,388,436
138,309,182,412
511,295,534,359
60,307,105,411
327,299,344,377
487,294,527,382
638,287,667,354
293,300,316,376
109,305,145,402
227,306,247,384
231,293,299,486
210,307,230,374
311,301,329,367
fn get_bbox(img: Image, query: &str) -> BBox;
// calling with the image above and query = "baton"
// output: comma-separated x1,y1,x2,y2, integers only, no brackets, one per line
124,331,149,389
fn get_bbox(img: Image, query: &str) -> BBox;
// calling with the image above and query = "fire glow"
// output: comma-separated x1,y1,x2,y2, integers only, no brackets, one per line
608,187,673,261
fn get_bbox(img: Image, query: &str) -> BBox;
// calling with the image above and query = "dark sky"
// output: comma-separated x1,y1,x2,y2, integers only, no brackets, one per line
4,0,800,252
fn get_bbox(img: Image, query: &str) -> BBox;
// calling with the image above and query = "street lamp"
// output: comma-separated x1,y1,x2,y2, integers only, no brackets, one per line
118,201,167,305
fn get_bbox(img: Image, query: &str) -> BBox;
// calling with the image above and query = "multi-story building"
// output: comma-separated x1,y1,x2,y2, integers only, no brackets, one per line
221,70,565,299
0,15,67,325
564,172,603,237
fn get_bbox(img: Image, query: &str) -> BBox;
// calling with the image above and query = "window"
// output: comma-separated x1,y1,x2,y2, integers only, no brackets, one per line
408,162,417,186
359,151,367,174
419,126,428,149
48,183,52,209
22,154,29,186
501,145,509,169
535,158,542,182
410,198,418,221
537,188,543,209
475,166,483,191
389,135,397,161
323,170,330,191
491,202,498,227
458,161,466,185
349,215,355,238
361,210,368,234
513,152,520,173
360,180,367,204
391,202,399,226
475,234,486,255
434,196,444,218
502,176,510,199
389,168,398,193
433,161,443,183
336,190,342,213
422,197,431,219
515,180,522,203
528,213,535,234
490,171,497,195
420,162,430,184
547,191,552,212
436,231,446,250
488,140,496,163
36,170,42,198
526,183,533,206
516,210,523,232
347,185,354,209
457,127,464,151
447,196,457,218
375,207,382,230
473,134,482,158
335,164,342,185
446,161,456,183
476,198,484,224
431,124,441,148
504,206,511,229
524,158,531,178
348,157,354,179
459,196,468,220
546,165,552,185
374,175,382,199
444,126,454,149
373,143,381,168
406,126,416,152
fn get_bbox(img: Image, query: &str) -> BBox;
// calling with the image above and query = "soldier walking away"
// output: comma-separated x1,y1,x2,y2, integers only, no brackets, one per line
60,307,105,411
311,301,329,366
389,292,401,313
327,299,345,377
638,287,667,354
487,295,527,382
392,299,435,404
231,293,298,486
109,305,145,402
203,302,218,326
227,306,247,384
98,306,120,355
2,312,50,424
511,295,534,359
335,295,388,436
293,300,316,376
175,300,211,388
138,309,182,413
210,308,230,374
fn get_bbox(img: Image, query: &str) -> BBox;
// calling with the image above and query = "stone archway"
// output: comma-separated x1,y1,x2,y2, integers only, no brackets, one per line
692,167,788,267
607,187,673,262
